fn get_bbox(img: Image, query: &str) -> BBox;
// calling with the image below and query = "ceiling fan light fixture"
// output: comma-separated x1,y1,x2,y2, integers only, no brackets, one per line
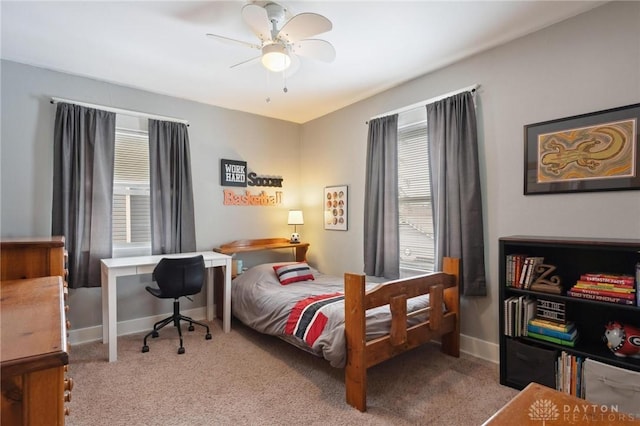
261,44,291,72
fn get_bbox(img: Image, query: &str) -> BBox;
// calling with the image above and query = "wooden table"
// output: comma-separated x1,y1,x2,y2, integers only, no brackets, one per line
483,382,640,425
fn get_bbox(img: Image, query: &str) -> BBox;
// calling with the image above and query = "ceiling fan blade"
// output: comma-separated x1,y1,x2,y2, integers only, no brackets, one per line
277,13,332,43
241,3,272,42
206,33,261,50
291,39,336,63
230,55,261,69
283,54,301,78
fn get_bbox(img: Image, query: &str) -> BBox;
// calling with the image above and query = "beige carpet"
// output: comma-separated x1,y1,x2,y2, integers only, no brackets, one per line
66,320,517,426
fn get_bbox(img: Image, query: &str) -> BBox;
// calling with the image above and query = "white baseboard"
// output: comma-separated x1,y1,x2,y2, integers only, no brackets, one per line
68,307,207,345
70,308,499,364
460,333,499,364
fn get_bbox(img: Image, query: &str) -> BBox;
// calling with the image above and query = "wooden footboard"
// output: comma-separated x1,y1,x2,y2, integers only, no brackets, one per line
344,257,460,411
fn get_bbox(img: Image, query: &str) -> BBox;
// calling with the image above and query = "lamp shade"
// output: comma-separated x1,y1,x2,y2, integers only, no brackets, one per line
261,44,291,72
288,210,304,225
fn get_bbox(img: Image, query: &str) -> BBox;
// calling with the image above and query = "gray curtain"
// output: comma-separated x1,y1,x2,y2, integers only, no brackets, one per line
52,103,115,288
149,119,196,254
363,114,399,279
427,91,486,296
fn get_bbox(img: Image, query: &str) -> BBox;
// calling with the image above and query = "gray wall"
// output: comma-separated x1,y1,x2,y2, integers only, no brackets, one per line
1,62,302,329
300,1,640,355
1,2,639,357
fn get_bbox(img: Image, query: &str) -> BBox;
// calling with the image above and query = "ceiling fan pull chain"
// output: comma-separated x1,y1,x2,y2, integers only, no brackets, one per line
265,68,272,103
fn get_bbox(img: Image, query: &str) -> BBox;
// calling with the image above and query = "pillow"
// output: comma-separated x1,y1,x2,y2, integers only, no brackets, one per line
273,262,315,285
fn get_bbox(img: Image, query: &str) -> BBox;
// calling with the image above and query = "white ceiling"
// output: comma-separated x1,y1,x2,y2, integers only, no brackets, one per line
1,1,606,124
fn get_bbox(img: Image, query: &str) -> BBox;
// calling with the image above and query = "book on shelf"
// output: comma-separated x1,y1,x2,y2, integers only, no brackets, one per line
523,256,544,289
527,330,576,347
505,254,545,288
579,273,635,286
569,286,635,300
506,254,527,287
503,295,536,337
529,318,574,332
573,281,636,293
527,321,578,341
518,257,531,287
557,352,585,397
567,290,636,306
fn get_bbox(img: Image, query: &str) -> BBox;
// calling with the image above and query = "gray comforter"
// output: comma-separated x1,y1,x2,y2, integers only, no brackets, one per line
231,263,431,368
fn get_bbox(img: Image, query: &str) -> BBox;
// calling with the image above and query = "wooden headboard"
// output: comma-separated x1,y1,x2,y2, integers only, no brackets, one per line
211,238,310,319
214,238,309,262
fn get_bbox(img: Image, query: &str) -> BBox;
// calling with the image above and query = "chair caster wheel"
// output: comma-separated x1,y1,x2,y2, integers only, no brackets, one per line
152,331,159,338
188,325,195,331
206,333,212,340
178,347,185,354
142,345,149,353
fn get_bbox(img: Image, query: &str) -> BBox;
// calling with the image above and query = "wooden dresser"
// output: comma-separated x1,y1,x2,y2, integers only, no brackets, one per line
1,277,71,425
0,237,72,425
0,236,66,280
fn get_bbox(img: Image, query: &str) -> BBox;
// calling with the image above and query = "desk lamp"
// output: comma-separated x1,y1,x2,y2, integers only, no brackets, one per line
288,210,304,243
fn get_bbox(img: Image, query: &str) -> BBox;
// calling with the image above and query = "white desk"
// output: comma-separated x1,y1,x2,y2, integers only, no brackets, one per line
100,251,232,362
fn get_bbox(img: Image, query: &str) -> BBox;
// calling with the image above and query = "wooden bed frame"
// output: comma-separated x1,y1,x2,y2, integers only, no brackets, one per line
344,257,460,411
213,239,460,412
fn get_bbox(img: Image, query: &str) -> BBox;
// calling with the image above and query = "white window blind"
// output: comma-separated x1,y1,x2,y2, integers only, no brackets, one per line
397,114,435,276
112,129,151,256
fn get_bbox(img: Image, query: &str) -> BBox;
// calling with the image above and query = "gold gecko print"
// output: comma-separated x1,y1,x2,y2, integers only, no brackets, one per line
537,120,635,183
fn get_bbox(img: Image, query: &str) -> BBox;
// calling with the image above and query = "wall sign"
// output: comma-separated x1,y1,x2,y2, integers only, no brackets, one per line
223,190,283,206
220,158,284,188
220,158,285,206
220,159,247,187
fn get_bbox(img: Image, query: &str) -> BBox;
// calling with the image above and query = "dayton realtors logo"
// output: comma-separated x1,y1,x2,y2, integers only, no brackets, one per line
528,399,560,425
220,159,284,206
528,399,637,424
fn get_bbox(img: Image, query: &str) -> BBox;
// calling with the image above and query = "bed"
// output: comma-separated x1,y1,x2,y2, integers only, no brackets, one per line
219,239,460,411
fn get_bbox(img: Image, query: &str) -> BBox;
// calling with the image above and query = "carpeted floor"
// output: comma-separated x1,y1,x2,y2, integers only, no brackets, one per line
66,320,517,425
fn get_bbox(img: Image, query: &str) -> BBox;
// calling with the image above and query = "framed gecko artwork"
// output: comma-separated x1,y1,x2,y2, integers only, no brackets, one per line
524,103,640,195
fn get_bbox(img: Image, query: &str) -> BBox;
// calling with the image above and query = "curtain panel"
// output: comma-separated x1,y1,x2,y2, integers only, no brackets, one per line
149,119,196,254
52,103,115,288
426,91,486,296
363,114,400,279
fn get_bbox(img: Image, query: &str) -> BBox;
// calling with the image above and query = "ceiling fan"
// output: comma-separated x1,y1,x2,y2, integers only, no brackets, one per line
206,1,335,75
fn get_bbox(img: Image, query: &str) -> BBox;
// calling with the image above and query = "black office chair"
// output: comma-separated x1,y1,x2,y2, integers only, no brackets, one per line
141,255,212,355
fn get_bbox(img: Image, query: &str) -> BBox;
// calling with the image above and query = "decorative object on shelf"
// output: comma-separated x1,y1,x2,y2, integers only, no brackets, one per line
287,210,304,243
323,185,348,231
603,321,640,358
524,103,640,195
536,299,566,323
529,264,562,294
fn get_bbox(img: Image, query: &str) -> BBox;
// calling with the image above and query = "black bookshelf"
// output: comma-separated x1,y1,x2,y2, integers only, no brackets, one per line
499,236,640,390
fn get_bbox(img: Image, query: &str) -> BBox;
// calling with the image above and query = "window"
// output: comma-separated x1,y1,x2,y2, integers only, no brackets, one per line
397,109,434,277
112,126,151,257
